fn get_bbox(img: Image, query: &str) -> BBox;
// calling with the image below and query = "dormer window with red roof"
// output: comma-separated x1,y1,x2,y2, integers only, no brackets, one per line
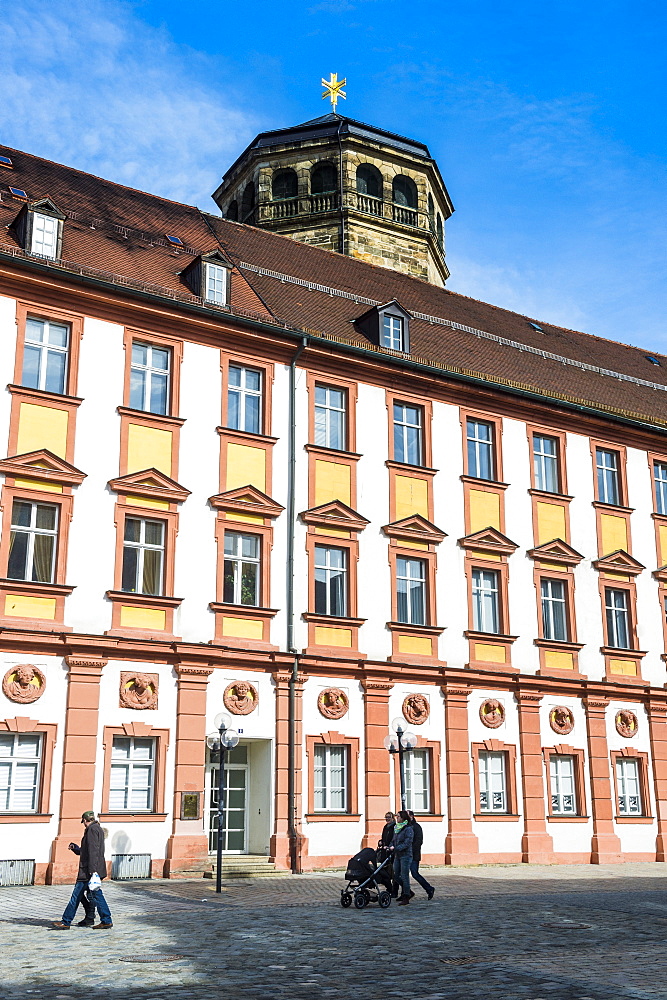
12,197,65,262
181,250,231,306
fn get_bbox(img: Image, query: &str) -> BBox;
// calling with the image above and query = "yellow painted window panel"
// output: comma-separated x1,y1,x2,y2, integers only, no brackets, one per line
600,514,628,555
314,460,351,506
13,478,63,493
17,403,68,458
127,424,173,476
474,642,506,664
536,502,566,545
222,616,264,640
395,476,429,520
537,561,566,572
314,526,351,538
226,443,266,492
314,626,352,648
543,649,574,671
609,658,637,677
470,549,501,561
4,594,56,619
395,538,428,550
125,495,170,510
659,524,667,565
469,489,500,533
225,512,264,524
397,633,432,656
119,605,166,630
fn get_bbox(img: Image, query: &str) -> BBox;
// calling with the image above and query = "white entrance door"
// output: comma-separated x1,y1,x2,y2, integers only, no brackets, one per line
207,745,249,854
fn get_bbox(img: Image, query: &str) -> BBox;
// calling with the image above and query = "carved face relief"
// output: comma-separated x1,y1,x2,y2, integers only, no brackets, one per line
317,687,348,720
549,706,575,736
616,709,639,738
2,665,45,704
479,698,505,729
224,680,259,716
119,672,159,710
402,693,429,726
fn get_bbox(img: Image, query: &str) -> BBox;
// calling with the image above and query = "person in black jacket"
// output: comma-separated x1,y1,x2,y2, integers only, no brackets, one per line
408,810,435,900
391,809,414,904
380,811,395,848
53,811,113,929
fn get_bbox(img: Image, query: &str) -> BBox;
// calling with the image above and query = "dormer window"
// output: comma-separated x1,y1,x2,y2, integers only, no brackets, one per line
12,197,65,262
205,261,227,304
382,313,404,351
354,299,411,354
181,251,231,306
31,213,59,259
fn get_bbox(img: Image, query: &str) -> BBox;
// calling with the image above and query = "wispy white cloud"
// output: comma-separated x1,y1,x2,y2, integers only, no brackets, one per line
0,0,258,207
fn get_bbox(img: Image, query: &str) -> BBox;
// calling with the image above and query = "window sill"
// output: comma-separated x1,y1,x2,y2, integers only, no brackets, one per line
99,813,168,823
547,815,590,823
473,813,521,822
387,621,444,636
460,475,509,489
592,500,634,514
386,459,438,475
216,425,278,445
614,815,654,824
7,384,83,406
210,602,279,619
0,579,74,596
465,631,518,643
305,444,362,460
106,590,183,608
600,646,646,658
303,612,366,627
117,405,185,427
0,813,53,823
528,488,573,501
305,813,361,823
534,639,584,652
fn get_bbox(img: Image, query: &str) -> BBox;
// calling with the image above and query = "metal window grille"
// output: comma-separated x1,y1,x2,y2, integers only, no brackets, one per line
111,853,152,880
0,858,35,886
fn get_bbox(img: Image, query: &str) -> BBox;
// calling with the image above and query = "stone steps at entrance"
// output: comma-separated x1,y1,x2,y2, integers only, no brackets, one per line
204,855,291,879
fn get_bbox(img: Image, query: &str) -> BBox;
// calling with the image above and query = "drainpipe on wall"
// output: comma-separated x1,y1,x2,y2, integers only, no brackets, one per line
287,336,308,874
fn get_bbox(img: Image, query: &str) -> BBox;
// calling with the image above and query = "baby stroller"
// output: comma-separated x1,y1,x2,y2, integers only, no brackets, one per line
340,847,393,909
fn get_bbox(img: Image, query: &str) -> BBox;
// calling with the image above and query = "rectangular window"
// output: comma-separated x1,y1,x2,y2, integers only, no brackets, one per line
405,748,430,813
30,213,58,259
596,447,620,505
8,500,58,583
467,418,495,480
313,744,348,812
228,365,262,435
396,556,426,625
540,578,568,641
0,733,42,812
223,532,260,606
605,587,630,649
205,262,227,304
478,750,507,813
121,518,165,596
654,461,667,515
314,384,346,450
393,402,423,465
130,342,171,415
472,568,499,634
550,755,576,815
21,317,69,394
533,434,560,493
382,314,404,351
109,736,155,811
616,758,642,816
314,545,347,617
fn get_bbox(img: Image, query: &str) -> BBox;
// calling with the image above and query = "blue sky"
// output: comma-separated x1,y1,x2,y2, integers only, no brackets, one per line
1,0,666,351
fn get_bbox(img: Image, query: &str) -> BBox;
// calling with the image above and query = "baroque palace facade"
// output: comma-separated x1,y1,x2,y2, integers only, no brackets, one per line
1,111,667,884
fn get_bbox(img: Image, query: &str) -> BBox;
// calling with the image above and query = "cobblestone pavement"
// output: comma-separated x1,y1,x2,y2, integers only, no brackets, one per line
2,863,667,999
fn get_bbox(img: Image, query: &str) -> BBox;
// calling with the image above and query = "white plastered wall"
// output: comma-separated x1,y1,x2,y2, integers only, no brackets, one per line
539,695,591,855
607,699,656,854
469,688,523,854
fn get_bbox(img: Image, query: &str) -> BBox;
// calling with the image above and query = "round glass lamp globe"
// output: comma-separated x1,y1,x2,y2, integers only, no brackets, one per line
401,732,417,749
391,717,406,734
383,734,398,751
206,733,220,750
214,712,231,731
221,730,240,749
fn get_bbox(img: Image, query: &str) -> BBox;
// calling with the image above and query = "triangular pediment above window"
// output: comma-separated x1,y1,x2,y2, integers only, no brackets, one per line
0,449,86,487
458,526,518,555
593,549,645,576
527,538,584,566
108,468,191,504
383,514,446,544
300,500,369,532
28,197,66,220
210,484,284,519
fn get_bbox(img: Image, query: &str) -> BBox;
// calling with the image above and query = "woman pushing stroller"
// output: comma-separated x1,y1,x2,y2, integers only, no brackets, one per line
391,809,414,905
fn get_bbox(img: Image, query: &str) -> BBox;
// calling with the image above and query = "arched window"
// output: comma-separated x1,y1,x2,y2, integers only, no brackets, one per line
241,182,255,220
272,169,298,201
392,175,417,209
226,200,238,221
311,162,337,194
436,213,443,248
427,193,435,224
356,164,382,199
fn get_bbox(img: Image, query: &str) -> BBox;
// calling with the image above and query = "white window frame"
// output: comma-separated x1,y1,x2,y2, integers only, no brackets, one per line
314,384,346,450
605,587,630,649
314,545,347,617
130,342,171,415
533,434,560,493
405,747,430,813
121,517,165,596
549,754,576,815
393,402,423,466
478,750,507,813
30,212,59,259
382,313,404,351
228,365,263,435
654,461,667,516
205,262,228,305
313,743,348,813
472,568,500,634
8,500,58,583
396,556,427,625
596,447,620,505
616,757,642,816
467,418,495,480
109,736,156,812
22,317,69,394
0,732,42,813
223,532,260,606
541,578,568,642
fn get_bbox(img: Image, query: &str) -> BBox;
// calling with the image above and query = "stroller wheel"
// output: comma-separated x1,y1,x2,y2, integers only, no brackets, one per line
378,890,391,909
340,892,352,908
353,892,367,909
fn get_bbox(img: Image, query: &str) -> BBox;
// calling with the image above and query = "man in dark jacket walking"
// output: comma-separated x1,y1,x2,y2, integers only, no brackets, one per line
408,811,435,900
53,811,113,929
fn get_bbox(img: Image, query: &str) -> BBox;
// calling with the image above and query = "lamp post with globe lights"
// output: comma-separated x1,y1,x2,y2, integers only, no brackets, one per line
206,712,240,894
383,717,417,811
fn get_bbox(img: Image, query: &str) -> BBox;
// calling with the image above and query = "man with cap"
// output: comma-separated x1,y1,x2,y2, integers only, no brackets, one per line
53,811,113,929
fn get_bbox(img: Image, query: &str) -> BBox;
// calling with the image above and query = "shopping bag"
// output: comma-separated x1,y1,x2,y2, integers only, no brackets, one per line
88,872,101,891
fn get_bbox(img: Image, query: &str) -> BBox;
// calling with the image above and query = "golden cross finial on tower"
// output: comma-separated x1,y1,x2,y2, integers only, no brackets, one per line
321,72,347,111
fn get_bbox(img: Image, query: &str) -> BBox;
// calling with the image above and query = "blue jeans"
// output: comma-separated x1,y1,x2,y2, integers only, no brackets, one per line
410,858,434,894
393,852,411,897
61,879,112,926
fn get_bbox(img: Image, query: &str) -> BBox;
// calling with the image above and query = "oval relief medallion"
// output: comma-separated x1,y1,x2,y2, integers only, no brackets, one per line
2,665,46,704
119,672,159,710
402,693,429,726
317,687,348,720
549,706,575,736
615,709,638,738
479,698,505,729
223,680,259,716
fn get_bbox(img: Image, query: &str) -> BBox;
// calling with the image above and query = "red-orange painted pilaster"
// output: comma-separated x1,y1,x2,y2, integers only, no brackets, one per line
47,656,107,884
442,684,479,864
270,670,307,870
647,698,667,861
516,690,554,863
361,679,393,848
584,697,622,864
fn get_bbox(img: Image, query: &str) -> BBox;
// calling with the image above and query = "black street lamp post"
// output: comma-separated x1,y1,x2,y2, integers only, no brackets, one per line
384,717,417,811
206,712,239,895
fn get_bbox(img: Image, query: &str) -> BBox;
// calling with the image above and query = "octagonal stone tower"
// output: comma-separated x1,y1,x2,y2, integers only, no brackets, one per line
212,113,454,286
